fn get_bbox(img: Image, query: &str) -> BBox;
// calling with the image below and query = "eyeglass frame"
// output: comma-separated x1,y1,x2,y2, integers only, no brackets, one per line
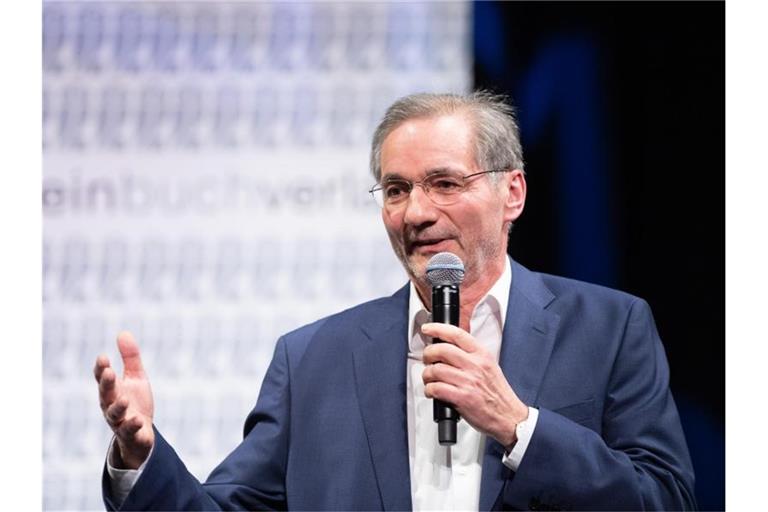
368,169,512,209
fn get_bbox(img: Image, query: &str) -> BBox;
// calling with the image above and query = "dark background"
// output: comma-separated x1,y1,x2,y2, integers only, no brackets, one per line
473,2,724,509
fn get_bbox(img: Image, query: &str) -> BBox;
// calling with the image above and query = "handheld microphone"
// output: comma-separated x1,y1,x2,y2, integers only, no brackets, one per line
425,252,465,445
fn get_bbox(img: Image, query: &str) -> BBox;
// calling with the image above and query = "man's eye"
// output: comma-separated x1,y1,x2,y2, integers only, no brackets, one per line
431,178,463,192
384,183,408,198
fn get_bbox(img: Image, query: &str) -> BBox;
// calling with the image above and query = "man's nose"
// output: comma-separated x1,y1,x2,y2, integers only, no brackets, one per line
402,185,439,226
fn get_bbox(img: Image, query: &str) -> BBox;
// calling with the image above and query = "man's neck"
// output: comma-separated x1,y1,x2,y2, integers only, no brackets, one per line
414,255,507,332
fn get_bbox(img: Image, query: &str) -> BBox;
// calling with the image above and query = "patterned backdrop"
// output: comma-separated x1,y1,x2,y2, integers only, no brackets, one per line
42,2,471,509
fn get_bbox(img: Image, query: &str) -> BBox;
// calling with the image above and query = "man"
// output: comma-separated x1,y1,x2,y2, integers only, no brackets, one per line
95,91,696,510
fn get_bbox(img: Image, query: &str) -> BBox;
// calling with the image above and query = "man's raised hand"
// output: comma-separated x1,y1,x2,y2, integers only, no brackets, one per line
94,331,155,469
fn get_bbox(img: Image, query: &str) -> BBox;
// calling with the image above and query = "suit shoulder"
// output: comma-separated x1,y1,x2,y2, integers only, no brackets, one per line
537,271,641,307
525,270,658,356
281,293,403,340
277,288,407,359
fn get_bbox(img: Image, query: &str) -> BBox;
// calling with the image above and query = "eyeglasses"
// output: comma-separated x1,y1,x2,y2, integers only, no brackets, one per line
368,169,510,209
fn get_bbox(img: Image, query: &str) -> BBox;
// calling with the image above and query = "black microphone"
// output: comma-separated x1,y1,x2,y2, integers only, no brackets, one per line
425,252,465,445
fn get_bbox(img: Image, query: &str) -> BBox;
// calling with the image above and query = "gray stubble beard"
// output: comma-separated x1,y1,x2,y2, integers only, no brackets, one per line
387,231,505,295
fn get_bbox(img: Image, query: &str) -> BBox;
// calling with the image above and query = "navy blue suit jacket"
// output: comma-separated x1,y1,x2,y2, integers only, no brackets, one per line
103,260,696,510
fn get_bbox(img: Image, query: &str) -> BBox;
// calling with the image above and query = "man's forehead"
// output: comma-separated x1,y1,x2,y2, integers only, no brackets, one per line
379,114,478,179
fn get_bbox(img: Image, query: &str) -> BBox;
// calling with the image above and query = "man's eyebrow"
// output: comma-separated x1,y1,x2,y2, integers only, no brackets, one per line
380,172,406,182
424,167,459,177
381,167,461,181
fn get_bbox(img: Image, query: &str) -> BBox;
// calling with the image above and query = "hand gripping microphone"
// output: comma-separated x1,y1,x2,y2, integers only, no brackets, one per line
425,252,465,445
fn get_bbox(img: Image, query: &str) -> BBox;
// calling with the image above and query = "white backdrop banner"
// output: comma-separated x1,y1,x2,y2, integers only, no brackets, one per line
43,2,471,509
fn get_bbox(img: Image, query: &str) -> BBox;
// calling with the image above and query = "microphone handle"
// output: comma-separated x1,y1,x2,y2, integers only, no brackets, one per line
431,284,460,445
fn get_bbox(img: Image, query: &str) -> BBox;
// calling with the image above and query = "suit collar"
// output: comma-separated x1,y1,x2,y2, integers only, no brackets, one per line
406,256,513,344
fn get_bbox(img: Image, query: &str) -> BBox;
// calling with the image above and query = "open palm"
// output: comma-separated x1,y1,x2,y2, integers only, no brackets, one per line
94,331,155,469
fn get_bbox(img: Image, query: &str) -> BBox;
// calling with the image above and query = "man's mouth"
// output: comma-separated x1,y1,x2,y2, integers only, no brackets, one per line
407,238,452,254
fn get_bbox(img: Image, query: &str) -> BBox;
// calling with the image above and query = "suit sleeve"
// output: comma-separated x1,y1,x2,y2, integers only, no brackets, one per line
501,298,697,511
102,336,292,511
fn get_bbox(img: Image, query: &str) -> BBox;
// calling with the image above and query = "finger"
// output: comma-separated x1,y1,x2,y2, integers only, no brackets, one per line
116,416,143,438
421,323,479,353
94,354,111,383
117,417,155,452
104,397,129,427
98,367,119,410
424,381,462,404
422,362,468,387
422,342,470,368
117,331,146,379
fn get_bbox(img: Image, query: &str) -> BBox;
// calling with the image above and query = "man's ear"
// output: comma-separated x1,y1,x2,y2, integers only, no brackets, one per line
503,169,527,224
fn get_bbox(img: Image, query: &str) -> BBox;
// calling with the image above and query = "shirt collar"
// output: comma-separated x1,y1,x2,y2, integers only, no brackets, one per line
408,257,512,348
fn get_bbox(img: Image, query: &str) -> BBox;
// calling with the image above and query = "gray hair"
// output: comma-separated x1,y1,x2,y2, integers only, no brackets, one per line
369,90,525,182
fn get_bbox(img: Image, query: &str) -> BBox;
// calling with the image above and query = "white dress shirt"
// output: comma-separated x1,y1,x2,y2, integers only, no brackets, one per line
407,257,538,511
107,258,539,507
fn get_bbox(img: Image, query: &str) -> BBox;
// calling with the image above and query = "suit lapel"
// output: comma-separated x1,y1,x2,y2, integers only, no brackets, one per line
353,285,413,511
479,259,561,510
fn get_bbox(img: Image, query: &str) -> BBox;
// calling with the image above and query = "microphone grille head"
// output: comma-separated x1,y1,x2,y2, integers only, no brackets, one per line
425,252,465,286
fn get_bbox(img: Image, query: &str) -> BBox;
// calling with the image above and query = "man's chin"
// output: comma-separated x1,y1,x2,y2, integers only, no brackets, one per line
402,254,427,281
405,251,453,280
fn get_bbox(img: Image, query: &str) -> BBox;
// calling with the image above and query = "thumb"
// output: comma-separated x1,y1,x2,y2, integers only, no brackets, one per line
116,331,146,378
